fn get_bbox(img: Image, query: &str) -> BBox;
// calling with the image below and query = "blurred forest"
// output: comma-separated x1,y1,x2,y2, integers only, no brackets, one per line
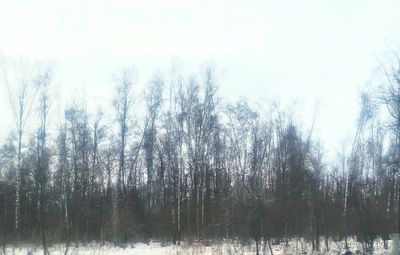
1,57,400,254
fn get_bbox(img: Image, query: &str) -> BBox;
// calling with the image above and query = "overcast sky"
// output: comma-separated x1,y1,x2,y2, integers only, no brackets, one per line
1,0,400,160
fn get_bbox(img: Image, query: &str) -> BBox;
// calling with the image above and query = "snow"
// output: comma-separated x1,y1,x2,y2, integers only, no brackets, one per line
1,238,393,255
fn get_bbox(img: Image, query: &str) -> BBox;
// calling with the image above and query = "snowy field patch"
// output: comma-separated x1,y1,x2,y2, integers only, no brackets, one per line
1,239,394,255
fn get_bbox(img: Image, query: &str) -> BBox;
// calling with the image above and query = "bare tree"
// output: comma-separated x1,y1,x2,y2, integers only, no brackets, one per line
1,58,41,238
144,75,164,212
113,69,135,243
33,69,52,255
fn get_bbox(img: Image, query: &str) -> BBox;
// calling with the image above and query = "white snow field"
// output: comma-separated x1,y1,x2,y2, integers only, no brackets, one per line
2,239,393,255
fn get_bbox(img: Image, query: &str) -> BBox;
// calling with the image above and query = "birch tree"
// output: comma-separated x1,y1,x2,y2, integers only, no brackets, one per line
1,58,41,238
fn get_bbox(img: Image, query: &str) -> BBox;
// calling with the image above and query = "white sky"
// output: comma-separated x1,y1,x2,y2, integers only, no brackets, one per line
1,0,400,160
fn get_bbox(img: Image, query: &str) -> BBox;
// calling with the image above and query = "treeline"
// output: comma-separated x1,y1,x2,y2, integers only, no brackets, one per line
0,59,399,253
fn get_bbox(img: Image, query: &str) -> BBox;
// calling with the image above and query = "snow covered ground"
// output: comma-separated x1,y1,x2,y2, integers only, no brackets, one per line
2,239,393,255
